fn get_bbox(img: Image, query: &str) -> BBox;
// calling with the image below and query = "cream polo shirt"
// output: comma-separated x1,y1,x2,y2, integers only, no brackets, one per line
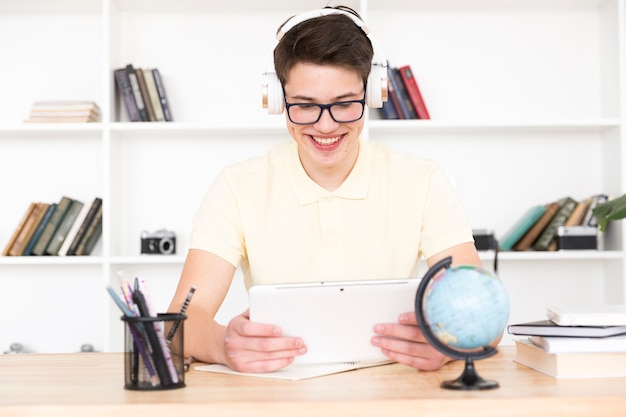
190,138,473,290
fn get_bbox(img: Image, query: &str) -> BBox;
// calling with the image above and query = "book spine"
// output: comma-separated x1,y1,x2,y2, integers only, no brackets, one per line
2,203,36,256
32,196,73,256
533,197,578,251
75,205,103,256
8,202,47,256
114,68,141,122
143,68,165,122
135,68,156,122
23,203,56,256
126,64,149,121
398,65,430,119
66,198,103,256
152,68,173,122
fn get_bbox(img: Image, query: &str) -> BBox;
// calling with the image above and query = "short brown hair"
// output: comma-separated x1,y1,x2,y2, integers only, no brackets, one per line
273,9,374,88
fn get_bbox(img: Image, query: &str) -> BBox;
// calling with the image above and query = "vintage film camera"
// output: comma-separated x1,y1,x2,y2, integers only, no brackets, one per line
141,229,176,255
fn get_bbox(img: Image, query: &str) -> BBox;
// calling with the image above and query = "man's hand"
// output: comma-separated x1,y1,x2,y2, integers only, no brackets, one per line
222,309,307,373
371,312,453,371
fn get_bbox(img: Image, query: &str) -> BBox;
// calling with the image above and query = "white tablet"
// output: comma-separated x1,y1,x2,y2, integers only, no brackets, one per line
248,278,420,365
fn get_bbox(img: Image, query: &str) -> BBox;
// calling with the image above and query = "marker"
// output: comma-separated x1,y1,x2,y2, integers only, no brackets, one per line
167,286,195,341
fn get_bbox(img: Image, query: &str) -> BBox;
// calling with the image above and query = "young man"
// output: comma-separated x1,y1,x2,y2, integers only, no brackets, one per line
168,6,483,373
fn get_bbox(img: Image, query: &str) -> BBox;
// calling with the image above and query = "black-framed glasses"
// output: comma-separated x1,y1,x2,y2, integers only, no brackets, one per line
284,92,366,125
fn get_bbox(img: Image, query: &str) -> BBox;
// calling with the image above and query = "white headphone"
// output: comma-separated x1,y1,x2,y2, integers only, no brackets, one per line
262,8,388,115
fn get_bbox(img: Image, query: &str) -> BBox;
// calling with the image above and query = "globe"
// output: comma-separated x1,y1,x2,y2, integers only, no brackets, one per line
415,256,510,390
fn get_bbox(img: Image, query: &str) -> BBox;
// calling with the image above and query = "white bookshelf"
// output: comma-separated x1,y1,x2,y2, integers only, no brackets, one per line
0,0,624,353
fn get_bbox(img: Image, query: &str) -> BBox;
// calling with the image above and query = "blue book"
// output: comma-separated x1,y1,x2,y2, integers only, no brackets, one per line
499,205,547,251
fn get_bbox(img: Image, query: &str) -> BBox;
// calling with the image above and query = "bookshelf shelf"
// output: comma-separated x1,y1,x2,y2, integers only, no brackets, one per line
0,0,624,353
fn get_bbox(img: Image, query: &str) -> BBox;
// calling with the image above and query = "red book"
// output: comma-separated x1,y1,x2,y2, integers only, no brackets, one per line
398,65,430,119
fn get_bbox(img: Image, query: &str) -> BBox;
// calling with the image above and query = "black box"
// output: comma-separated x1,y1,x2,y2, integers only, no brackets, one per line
556,226,597,250
473,229,497,251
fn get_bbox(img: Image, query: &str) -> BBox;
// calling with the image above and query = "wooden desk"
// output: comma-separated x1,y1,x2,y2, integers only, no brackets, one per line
1,347,625,417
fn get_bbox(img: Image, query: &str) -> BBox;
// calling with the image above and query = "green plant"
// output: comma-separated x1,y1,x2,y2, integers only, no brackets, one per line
593,194,626,232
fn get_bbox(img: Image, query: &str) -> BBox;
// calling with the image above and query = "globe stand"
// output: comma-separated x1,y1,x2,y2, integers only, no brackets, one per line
415,256,502,391
442,356,499,390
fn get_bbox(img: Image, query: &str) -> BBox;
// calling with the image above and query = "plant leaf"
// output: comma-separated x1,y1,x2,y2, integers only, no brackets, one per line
593,194,626,231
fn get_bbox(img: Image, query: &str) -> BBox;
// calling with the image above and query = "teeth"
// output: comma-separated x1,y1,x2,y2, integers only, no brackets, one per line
313,136,340,145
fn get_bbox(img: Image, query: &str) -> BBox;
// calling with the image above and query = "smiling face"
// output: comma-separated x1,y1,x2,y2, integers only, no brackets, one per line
283,62,365,189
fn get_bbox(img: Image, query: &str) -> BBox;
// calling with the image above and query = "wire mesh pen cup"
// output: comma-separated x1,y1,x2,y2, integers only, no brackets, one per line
121,313,186,390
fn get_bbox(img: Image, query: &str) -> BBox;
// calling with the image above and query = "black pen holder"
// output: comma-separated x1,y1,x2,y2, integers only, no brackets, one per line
121,313,186,390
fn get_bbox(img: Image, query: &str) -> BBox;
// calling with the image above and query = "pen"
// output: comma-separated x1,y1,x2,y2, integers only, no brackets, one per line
167,286,195,341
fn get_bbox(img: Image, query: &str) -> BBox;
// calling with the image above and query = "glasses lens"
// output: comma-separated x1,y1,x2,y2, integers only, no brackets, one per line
329,101,364,123
288,104,321,124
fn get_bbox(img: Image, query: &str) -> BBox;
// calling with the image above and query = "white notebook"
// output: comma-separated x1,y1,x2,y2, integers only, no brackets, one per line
546,304,626,326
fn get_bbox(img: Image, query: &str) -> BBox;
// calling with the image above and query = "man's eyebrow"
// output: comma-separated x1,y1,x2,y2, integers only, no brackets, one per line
288,91,364,102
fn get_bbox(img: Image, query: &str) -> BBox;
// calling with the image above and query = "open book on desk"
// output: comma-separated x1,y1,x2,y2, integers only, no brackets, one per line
195,359,394,381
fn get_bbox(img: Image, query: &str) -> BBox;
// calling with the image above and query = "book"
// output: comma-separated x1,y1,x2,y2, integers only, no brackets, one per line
31,196,73,256
546,304,626,326
125,64,149,121
66,197,103,256
514,338,626,378
397,64,430,119
499,205,547,251
45,199,84,255
135,67,156,122
74,203,103,256
581,193,609,227
533,196,577,251
547,197,591,250
378,92,400,119
529,334,626,353
2,202,37,256
142,68,165,122
114,68,141,122
151,68,173,122
513,201,560,251
57,201,92,256
22,203,57,256
7,202,48,256
25,100,100,123
389,67,417,119
383,66,403,119
507,319,626,338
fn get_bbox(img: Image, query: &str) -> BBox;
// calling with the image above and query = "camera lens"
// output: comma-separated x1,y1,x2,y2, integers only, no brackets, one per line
159,238,175,255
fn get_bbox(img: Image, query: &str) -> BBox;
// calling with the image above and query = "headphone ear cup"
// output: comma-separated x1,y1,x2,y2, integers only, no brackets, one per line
366,65,386,109
262,72,284,114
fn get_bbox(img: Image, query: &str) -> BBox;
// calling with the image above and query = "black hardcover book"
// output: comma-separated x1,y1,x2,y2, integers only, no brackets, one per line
152,68,173,122
114,68,141,122
507,319,626,338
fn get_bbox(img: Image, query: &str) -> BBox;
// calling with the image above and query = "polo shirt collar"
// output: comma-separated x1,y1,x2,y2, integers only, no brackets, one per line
290,138,372,205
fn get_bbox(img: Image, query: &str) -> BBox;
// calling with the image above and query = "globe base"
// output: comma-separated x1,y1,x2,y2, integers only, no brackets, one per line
441,357,499,391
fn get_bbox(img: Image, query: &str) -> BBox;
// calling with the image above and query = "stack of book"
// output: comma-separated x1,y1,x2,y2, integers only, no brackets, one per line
2,196,102,257
508,304,626,378
24,100,100,123
378,63,430,120
498,193,609,252
114,63,173,122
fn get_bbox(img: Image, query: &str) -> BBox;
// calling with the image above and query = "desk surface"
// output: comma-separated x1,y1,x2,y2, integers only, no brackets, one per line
1,347,625,417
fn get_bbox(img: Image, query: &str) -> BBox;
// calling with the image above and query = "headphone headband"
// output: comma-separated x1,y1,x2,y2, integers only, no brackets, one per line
276,8,370,40
262,8,388,114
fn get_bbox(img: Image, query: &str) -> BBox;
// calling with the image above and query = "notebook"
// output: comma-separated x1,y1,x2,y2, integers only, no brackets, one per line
248,277,421,365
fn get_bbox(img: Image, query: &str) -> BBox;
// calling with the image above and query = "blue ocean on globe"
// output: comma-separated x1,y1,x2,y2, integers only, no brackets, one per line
423,266,509,350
